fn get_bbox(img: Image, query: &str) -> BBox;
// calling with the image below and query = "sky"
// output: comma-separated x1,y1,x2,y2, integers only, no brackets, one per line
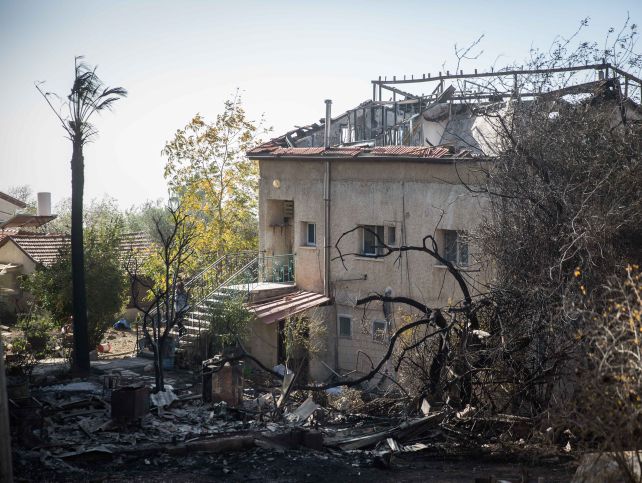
1,0,641,210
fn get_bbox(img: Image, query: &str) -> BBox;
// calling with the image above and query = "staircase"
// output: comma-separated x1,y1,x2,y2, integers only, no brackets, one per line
171,252,295,360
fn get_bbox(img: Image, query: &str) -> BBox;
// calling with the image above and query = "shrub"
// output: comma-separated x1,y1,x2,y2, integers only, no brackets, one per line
22,218,127,349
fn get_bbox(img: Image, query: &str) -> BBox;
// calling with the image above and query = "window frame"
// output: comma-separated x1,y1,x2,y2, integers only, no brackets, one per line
305,222,316,247
361,224,385,256
442,229,469,267
338,314,352,338
386,225,397,247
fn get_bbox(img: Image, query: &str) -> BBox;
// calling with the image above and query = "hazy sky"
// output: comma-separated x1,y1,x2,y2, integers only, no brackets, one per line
1,0,640,209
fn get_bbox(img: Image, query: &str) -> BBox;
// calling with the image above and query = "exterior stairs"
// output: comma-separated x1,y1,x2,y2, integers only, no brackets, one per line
169,252,296,361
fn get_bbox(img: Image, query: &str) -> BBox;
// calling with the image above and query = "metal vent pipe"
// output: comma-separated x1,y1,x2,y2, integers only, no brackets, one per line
323,100,332,298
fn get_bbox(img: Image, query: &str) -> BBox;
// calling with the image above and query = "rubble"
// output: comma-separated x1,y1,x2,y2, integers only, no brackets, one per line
7,355,579,481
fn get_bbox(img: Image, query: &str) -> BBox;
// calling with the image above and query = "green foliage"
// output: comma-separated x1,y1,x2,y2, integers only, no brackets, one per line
47,196,122,234
23,216,127,348
123,198,172,241
4,336,38,377
284,310,327,363
162,92,270,267
207,294,254,349
16,312,57,359
6,185,36,214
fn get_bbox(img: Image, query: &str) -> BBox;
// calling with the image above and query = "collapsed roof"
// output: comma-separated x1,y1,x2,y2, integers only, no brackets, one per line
249,63,642,160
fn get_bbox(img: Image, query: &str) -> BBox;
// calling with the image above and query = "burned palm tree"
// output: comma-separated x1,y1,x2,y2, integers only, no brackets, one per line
36,57,127,373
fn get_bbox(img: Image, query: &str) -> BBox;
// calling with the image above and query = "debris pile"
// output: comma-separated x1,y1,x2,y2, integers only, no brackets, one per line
6,355,580,481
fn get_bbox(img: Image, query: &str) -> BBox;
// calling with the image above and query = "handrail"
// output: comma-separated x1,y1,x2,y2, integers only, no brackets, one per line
145,251,258,324
200,256,259,303
185,250,256,288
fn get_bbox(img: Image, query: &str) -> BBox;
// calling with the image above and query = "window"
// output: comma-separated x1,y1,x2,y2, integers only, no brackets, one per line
443,230,469,266
304,222,316,246
373,320,387,342
362,225,384,256
338,315,352,338
387,226,397,246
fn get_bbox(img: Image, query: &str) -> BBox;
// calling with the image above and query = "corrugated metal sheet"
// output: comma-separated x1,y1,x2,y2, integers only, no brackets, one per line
369,146,452,158
271,147,325,156
248,142,474,160
249,290,330,325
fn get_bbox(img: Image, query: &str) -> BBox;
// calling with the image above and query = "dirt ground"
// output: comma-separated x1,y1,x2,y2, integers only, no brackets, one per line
99,327,138,359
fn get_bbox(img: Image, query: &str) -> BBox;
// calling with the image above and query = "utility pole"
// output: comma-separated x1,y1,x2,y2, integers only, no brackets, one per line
0,332,13,482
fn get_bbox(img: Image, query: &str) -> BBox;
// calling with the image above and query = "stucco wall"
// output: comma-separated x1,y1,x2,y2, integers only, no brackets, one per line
0,241,37,313
258,157,490,376
247,318,279,369
0,241,37,275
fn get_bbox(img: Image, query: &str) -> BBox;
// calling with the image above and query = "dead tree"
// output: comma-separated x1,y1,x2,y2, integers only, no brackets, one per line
125,201,196,392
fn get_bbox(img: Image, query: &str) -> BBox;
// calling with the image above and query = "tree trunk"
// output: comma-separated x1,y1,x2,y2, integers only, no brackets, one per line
71,139,90,373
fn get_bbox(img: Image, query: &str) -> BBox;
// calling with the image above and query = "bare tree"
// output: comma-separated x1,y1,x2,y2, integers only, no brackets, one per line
126,201,196,392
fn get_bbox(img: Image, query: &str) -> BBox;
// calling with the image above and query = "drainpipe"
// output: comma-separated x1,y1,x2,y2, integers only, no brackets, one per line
324,99,338,372
323,99,332,299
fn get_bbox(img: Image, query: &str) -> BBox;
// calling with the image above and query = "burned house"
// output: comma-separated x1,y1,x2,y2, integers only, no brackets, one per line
171,63,641,381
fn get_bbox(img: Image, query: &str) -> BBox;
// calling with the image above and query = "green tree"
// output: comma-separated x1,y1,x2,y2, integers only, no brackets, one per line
162,92,269,266
6,185,36,214
36,59,126,373
123,198,173,241
23,215,127,349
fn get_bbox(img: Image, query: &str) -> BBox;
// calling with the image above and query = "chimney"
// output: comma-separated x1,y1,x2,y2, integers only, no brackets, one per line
324,99,332,148
37,192,51,216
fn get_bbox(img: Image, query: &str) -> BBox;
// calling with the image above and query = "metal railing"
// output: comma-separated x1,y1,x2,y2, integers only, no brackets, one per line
140,251,257,349
183,251,256,306
204,253,295,299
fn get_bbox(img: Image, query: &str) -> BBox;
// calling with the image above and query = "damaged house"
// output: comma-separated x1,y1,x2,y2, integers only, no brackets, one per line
176,63,642,382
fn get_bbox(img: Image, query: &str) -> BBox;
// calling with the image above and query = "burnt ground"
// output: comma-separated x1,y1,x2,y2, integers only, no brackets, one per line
14,444,576,482
9,356,578,482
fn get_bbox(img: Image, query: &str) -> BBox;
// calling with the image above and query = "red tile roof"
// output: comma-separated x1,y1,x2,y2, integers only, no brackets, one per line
8,234,70,266
0,231,153,267
249,290,330,325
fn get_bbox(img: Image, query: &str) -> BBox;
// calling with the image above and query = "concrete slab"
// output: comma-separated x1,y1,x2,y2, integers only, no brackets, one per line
91,357,151,373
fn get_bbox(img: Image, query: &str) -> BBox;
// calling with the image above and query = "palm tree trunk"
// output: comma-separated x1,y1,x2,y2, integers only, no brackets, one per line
71,138,90,373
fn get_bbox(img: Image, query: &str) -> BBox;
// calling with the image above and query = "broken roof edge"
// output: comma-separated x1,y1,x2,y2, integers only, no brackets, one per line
247,144,491,162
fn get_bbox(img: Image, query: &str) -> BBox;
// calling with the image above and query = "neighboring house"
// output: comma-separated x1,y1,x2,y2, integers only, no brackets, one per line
0,191,27,224
241,64,642,380
0,231,152,316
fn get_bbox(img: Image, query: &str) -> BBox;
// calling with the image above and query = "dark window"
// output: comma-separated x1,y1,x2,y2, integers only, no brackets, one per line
306,223,316,246
338,316,352,337
443,230,469,266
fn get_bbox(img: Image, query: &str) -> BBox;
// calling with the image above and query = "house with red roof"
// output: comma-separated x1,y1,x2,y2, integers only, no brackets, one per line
0,229,152,316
